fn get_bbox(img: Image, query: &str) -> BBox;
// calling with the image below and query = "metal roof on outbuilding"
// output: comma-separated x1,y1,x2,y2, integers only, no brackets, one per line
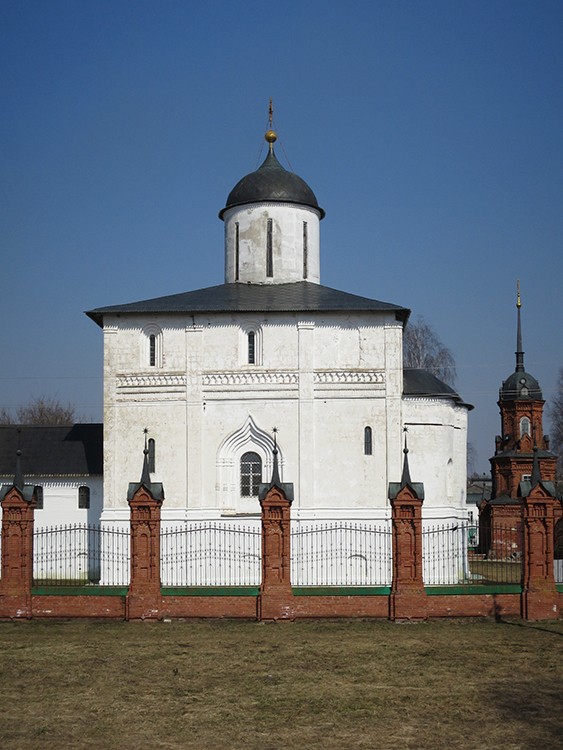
86,282,409,327
0,424,103,477
403,368,473,410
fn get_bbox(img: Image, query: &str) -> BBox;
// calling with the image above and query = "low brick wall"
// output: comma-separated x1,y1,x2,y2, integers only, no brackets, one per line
424,593,521,619
161,596,258,619
0,585,558,621
32,594,126,619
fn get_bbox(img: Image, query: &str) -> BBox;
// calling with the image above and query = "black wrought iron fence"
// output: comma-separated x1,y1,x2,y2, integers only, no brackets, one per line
290,522,392,586
423,522,523,586
33,524,130,586
160,522,261,586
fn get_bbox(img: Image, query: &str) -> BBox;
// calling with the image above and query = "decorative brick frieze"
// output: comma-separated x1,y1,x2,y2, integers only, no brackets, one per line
314,370,385,385
203,371,298,386
117,374,186,390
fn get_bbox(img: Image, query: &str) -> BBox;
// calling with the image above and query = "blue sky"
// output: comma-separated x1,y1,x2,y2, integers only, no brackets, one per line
1,0,562,474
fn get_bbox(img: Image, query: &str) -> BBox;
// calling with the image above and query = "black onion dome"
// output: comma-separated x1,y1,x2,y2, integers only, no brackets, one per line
219,149,325,219
500,371,542,401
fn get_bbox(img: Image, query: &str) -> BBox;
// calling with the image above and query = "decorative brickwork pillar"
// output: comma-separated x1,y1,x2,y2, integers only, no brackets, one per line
388,433,427,621
258,484,294,620
126,436,164,620
258,436,294,621
127,485,163,619
0,483,37,618
389,486,427,620
521,485,558,620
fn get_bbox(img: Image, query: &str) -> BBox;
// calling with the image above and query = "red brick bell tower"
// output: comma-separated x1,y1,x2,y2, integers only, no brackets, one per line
488,285,557,507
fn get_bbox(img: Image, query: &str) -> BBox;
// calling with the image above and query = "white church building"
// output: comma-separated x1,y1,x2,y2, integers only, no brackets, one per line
87,125,471,536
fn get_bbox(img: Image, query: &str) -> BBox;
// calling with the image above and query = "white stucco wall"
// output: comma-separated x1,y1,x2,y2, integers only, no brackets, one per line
402,397,468,521
100,308,468,526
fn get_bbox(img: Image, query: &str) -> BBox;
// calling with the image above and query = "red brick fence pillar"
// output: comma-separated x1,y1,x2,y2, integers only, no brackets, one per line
389,486,427,620
0,469,37,619
257,443,294,621
125,450,164,620
521,483,558,620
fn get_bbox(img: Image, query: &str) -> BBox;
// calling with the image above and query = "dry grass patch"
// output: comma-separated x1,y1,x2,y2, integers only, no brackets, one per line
0,617,561,749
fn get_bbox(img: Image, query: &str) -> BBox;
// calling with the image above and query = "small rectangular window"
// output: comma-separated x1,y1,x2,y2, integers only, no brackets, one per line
303,221,308,279
149,334,156,367
266,218,273,277
35,486,44,510
235,222,240,281
148,438,156,473
78,486,90,509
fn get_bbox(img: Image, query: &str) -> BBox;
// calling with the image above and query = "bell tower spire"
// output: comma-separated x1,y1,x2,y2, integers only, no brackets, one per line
490,284,556,499
516,280,524,373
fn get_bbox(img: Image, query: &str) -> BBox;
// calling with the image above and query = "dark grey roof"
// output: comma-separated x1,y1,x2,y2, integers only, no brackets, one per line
492,449,555,460
500,370,542,401
388,481,425,500
488,495,521,506
518,479,558,498
219,149,324,219
403,369,473,410
127,480,164,502
0,424,103,477
86,282,409,327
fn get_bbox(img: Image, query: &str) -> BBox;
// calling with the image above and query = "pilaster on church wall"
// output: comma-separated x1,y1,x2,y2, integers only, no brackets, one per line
185,324,204,509
384,321,404,504
103,322,119,509
297,321,315,513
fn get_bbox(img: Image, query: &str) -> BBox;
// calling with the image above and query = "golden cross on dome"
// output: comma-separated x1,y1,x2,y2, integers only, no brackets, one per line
265,98,277,150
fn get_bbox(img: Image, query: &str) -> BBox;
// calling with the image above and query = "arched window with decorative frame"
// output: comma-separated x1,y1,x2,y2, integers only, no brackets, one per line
142,324,163,368
519,416,531,438
240,323,262,366
240,451,262,497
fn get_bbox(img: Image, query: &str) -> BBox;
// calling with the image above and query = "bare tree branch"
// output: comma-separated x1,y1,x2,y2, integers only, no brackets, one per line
549,366,563,479
0,396,76,425
403,315,457,386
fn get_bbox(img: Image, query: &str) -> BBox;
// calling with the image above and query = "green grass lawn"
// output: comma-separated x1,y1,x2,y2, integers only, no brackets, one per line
0,617,561,749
